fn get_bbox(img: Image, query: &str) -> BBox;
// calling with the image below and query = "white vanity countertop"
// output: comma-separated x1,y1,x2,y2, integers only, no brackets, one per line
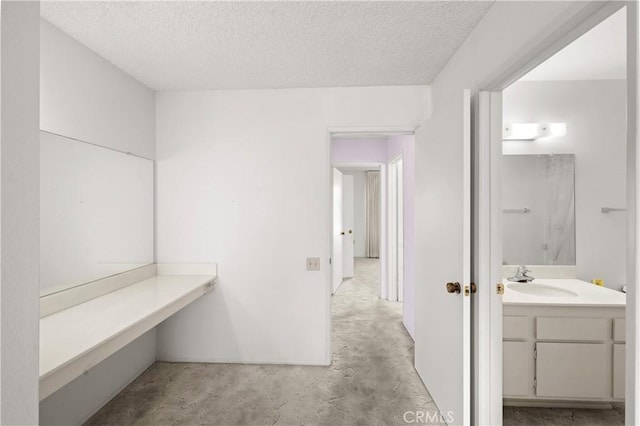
503,278,626,307
40,271,215,400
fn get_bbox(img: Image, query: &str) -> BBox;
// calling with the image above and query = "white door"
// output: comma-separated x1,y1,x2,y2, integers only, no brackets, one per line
388,158,404,302
414,90,472,425
332,168,344,294
342,174,355,278
396,159,404,302
476,90,504,425
388,161,398,301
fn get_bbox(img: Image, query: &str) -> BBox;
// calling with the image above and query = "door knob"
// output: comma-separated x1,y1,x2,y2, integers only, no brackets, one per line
348,229,352,234
446,282,461,294
340,231,345,235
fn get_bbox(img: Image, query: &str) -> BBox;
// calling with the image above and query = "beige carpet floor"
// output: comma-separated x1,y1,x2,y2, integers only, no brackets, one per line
85,257,625,425
503,404,625,425
86,258,440,425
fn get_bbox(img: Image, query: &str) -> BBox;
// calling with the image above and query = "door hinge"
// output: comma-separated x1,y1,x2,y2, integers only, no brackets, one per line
496,283,504,295
329,258,332,265
534,348,537,359
534,378,537,390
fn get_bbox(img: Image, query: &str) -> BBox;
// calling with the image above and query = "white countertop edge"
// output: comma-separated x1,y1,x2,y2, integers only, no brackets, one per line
502,278,626,307
39,271,216,400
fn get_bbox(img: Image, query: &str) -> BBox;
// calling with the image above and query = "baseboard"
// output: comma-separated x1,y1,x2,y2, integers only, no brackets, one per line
333,278,348,294
401,319,415,342
155,356,330,367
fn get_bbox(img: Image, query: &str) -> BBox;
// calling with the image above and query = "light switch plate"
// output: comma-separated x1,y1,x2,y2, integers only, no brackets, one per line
306,257,320,271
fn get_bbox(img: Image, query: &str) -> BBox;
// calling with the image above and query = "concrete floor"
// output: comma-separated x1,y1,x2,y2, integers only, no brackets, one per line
87,258,442,425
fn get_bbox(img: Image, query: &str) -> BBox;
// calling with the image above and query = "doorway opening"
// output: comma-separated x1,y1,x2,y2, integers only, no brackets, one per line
477,5,630,425
329,131,417,351
332,163,383,295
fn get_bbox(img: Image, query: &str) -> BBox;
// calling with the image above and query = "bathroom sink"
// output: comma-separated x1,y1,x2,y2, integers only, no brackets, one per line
508,282,578,298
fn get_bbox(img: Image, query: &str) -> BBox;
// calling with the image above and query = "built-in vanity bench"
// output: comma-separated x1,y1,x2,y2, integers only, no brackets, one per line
39,263,217,400
503,278,625,408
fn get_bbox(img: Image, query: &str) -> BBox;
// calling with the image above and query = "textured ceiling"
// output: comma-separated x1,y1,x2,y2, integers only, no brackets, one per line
41,1,493,91
521,7,626,81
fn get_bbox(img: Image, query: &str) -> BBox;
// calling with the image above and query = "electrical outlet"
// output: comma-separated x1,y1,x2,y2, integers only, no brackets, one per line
306,257,320,271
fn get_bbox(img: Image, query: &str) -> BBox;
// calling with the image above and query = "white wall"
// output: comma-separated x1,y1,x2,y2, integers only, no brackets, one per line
332,137,389,163
345,171,367,258
40,19,155,159
155,86,428,365
503,80,627,289
1,3,40,424
39,18,157,425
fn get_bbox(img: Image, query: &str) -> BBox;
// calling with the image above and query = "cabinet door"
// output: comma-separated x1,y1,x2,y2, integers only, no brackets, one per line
614,319,626,342
504,341,531,396
536,343,610,399
613,344,625,399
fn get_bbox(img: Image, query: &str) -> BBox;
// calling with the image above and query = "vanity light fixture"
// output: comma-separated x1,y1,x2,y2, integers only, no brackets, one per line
503,123,567,141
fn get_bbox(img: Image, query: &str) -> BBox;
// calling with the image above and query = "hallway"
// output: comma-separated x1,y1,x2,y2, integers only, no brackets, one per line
86,258,439,425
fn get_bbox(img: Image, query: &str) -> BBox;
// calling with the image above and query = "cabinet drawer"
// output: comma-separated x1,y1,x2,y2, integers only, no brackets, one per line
504,316,530,340
537,317,609,342
536,342,610,399
614,319,625,342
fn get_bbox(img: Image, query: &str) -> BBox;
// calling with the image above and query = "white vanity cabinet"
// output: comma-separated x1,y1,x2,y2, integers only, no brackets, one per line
503,305,625,406
613,318,626,400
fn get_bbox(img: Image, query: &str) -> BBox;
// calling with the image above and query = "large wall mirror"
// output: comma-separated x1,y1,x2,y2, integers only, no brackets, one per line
502,154,576,266
40,131,154,296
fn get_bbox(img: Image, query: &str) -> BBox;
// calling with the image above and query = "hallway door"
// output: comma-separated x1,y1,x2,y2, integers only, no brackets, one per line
414,90,472,425
389,157,404,302
332,168,344,294
396,159,404,302
342,174,354,278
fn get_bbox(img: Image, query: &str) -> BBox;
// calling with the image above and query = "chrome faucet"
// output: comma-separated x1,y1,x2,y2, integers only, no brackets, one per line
508,265,535,283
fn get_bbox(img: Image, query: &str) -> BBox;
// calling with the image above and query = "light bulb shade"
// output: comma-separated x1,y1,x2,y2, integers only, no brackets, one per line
503,122,566,141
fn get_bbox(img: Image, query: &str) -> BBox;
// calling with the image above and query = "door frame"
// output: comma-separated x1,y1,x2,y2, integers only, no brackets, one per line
388,155,404,302
325,126,416,364
474,2,638,425
331,161,386,297
331,167,345,295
